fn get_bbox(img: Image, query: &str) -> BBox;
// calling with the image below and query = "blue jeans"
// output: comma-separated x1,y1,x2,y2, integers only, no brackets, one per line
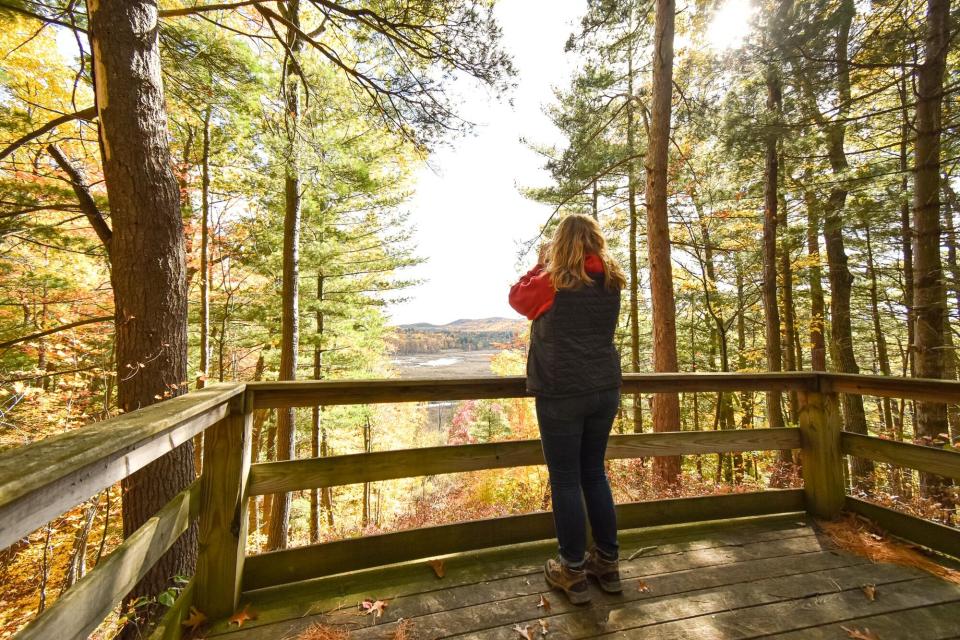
535,387,620,566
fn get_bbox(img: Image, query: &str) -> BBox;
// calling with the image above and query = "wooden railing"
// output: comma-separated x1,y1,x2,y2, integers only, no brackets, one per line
1,372,959,639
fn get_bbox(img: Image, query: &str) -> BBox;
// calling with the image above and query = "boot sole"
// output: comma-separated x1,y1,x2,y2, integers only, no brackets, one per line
544,568,592,605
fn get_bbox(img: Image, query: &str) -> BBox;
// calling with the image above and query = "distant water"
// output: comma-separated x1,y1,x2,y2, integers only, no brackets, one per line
421,357,461,367
390,349,499,378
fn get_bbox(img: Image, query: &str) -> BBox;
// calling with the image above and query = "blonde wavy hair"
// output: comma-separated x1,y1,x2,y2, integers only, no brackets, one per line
545,214,627,292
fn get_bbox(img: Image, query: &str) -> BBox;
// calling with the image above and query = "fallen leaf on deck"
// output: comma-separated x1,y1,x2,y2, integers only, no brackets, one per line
637,580,650,593
428,559,446,578
513,623,535,639
537,594,551,612
360,599,389,618
861,584,877,601
181,606,207,631
538,618,550,636
228,603,257,627
842,626,881,640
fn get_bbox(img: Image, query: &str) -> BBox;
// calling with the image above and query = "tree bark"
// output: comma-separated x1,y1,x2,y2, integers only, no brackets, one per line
88,0,195,621
267,0,304,550
803,183,827,371
626,24,642,435
644,0,681,485
762,65,791,485
199,107,212,387
912,0,953,507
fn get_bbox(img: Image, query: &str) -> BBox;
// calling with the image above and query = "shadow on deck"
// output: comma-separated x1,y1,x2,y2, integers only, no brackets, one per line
209,513,960,640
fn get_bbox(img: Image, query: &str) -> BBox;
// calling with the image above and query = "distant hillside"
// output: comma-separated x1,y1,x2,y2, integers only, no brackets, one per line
388,317,526,354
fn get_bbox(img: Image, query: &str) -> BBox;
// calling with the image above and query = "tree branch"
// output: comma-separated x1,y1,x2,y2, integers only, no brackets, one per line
0,106,97,161
159,0,266,17
46,144,113,255
0,316,114,350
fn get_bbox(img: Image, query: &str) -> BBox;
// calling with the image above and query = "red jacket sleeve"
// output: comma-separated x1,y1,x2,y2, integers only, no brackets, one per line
509,264,555,321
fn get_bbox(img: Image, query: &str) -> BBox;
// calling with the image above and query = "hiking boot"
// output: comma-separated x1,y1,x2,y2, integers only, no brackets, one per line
543,557,591,605
584,546,622,593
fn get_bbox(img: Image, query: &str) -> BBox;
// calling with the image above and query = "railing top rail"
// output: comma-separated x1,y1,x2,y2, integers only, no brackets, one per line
247,371,821,408
0,382,244,550
822,373,960,402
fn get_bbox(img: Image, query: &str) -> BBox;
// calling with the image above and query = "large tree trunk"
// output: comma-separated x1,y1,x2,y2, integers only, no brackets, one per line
88,0,195,623
643,0,681,485
762,66,791,485
267,0,304,550
912,0,953,508
820,0,873,491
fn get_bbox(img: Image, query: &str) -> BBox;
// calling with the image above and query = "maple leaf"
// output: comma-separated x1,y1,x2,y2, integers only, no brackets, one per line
228,604,257,627
861,584,877,601
513,624,535,639
361,599,389,618
538,619,550,636
537,594,551,613
842,626,881,640
428,559,445,578
181,606,206,632
637,580,651,592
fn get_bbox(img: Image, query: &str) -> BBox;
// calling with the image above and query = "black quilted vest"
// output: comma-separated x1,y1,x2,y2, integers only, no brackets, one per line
526,272,622,397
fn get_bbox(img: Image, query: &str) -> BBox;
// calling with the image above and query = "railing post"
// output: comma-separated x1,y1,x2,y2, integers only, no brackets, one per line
194,389,252,619
798,375,845,519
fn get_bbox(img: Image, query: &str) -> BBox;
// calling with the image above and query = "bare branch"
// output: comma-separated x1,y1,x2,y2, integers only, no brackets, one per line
0,106,96,161
0,316,114,350
46,144,112,255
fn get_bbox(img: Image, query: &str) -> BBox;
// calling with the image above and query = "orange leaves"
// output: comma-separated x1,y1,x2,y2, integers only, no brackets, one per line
861,584,877,601
536,594,551,613
427,559,445,578
181,606,207,632
636,580,651,593
513,623,535,639
842,626,881,640
228,603,257,627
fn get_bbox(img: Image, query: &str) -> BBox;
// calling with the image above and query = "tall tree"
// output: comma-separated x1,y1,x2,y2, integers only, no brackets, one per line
645,0,681,484
912,0,952,505
87,0,195,620
267,0,305,552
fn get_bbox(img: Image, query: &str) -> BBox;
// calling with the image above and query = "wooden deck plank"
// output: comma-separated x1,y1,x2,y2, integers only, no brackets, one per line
351,548,864,640
207,514,960,640
449,565,939,639
608,576,960,639
764,600,960,639
217,515,807,629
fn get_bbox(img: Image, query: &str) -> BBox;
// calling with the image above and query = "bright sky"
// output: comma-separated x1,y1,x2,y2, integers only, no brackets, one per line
384,0,589,326
385,0,755,326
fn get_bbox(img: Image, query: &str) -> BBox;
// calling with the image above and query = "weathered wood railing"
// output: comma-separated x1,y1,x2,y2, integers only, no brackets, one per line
1,372,959,639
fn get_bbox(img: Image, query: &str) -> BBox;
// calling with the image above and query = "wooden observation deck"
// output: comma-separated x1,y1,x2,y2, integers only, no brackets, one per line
2,373,959,639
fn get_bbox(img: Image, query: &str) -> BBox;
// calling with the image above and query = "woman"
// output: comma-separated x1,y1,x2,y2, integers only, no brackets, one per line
508,213,627,605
